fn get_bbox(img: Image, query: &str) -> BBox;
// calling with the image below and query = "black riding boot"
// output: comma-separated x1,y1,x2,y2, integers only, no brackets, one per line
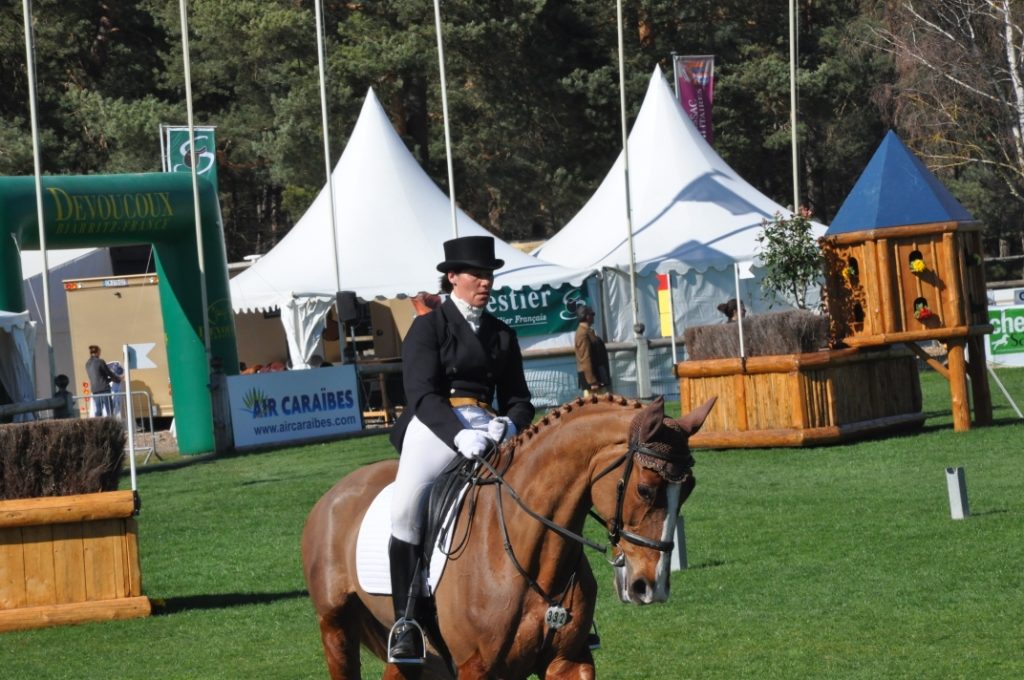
387,536,425,665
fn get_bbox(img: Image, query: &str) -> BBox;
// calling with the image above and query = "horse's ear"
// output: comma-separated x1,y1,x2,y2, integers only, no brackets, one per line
676,396,717,436
636,396,666,442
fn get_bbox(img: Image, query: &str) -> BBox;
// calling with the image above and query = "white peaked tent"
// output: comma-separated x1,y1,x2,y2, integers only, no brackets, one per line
230,88,593,364
534,66,826,342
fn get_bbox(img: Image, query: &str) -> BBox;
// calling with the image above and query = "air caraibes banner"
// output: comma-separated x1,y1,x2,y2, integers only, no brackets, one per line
487,282,588,337
163,125,218,192
673,55,715,144
227,364,363,449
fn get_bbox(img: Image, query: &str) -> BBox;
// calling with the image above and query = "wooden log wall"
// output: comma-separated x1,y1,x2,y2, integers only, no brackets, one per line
677,348,924,448
0,490,149,632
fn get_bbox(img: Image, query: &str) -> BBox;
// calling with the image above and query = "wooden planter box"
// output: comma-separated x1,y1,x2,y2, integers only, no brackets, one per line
677,347,924,448
0,490,149,632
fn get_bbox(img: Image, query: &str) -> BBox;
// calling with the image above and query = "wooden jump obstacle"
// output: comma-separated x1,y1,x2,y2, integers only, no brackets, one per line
677,346,924,448
820,131,993,432
673,132,990,445
0,490,150,632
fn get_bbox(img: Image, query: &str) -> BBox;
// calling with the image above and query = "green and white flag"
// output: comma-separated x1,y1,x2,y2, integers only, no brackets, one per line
162,125,218,192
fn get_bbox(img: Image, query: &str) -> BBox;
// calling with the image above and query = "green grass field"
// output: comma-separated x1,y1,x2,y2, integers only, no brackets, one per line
1,368,1022,679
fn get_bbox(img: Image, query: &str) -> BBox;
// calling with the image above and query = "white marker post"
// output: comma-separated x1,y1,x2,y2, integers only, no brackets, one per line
670,514,688,571
123,343,157,492
945,466,970,520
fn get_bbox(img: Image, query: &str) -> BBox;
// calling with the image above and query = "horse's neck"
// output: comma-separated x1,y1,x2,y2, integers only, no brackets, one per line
504,401,635,524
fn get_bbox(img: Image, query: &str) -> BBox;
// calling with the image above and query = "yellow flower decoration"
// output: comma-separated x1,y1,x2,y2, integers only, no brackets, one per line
910,258,925,273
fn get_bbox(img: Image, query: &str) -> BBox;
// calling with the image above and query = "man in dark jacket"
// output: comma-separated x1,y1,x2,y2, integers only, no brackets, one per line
385,235,534,664
85,345,120,417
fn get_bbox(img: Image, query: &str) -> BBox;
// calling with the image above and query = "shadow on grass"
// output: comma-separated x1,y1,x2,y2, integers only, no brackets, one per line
151,589,309,615
970,508,1010,517
687,559,726,570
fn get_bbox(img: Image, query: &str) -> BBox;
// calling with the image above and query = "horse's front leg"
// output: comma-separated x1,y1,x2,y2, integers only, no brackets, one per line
542,652,596,680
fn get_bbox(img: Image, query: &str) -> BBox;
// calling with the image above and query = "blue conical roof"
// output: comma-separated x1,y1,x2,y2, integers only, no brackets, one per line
826,131,973,235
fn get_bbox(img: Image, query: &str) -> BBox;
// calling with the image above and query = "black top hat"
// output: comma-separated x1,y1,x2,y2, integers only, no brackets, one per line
435,235,505,273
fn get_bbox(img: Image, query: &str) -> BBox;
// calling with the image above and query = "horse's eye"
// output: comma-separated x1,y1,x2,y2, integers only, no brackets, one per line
636,484,656,503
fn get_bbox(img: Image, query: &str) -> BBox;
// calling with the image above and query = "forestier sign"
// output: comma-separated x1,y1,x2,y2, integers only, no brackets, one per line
986,305,1024,367
487,282,586,337
227,364,362,448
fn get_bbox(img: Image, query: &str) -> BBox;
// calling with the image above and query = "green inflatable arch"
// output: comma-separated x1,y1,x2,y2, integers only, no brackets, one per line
0,173,238,454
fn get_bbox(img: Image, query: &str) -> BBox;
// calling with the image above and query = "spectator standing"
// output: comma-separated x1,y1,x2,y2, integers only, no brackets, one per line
574,304,611,397
108,361,125,418
84,345,120,417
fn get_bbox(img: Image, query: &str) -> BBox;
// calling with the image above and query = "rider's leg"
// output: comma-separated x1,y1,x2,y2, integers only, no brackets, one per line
387,536,425,664
387,416,457,664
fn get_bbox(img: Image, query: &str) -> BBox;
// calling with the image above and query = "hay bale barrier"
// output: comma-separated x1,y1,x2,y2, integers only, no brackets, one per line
0,418,125,500
684,309,830,360
678,311,925,447
0,418,150,632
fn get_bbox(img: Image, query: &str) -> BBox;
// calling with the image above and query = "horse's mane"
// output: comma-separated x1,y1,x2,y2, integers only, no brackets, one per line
488,393,645,471
523,393,645,440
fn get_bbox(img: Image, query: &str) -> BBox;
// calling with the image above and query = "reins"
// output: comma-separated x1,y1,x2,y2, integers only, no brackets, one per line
474,449,608,555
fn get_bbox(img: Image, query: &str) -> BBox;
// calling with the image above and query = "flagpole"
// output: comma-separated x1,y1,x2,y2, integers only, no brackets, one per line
21,0,56,394
432,0,459,238
789,0,800,211
616,0,651,399
313,0,345,355
734,264,746,360
177,0,212,368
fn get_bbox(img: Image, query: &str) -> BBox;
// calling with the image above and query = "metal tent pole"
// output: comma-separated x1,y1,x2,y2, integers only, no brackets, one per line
432,0,459,238
616,0,651,399
313,0,346,352
21,0,56,395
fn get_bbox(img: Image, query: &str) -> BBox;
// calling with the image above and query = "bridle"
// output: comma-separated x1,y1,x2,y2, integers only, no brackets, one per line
470,430,695,567
589,437,696,559
462,429,694,639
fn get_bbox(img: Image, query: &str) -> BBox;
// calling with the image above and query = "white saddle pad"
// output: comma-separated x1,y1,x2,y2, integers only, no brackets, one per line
355,482,467,596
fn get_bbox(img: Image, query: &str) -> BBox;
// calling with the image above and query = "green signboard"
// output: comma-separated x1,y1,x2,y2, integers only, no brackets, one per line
164,126,218,192
988,306,1024,357
487,282,587,337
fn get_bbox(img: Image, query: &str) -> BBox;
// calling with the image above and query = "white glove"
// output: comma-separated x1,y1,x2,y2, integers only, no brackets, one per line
454,428,490,459
487,416,517,444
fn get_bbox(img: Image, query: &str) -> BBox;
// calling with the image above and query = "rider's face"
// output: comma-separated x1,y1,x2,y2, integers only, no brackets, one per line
448,268,494,308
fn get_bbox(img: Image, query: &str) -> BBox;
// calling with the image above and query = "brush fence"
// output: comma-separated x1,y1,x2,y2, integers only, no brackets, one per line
0,490,149,632
677,347,924,448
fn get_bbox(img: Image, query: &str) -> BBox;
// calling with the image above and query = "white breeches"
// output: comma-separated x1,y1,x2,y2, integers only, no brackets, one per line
390,406,493,545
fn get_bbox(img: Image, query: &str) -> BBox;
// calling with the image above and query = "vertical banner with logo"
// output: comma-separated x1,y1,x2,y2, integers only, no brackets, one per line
162,125,219,192
673,55,715,144
487,282,588,337
656,274,673,337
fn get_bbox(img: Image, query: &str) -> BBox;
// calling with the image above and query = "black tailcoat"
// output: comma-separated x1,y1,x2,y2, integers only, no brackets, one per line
389,298,534,453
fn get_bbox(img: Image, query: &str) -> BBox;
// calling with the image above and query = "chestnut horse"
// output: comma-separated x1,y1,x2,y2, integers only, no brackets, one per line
301,394,715,679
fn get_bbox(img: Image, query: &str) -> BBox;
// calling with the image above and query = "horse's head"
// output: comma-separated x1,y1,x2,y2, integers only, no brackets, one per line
599,395,716,605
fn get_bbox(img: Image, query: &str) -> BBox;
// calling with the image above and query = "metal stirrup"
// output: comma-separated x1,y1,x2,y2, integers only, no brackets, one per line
387,617,426,665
